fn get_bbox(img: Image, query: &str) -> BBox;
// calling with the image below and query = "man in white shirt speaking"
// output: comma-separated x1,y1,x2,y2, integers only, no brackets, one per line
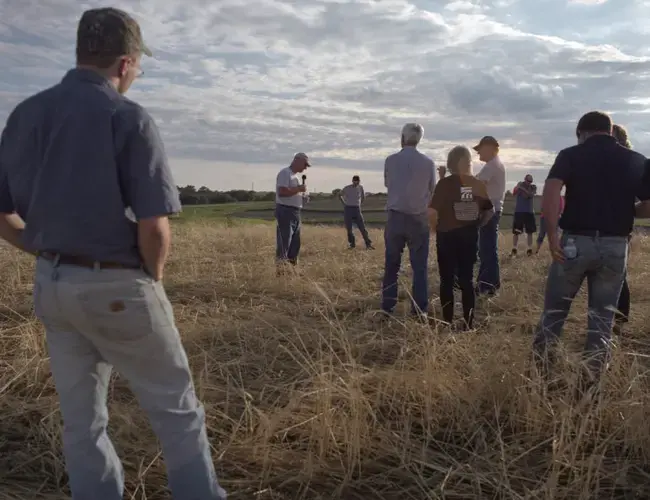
275,152,309,268
473,136,506,295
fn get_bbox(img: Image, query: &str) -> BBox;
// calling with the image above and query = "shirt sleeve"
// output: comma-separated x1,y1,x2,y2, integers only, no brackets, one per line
547,149,571,183
117,108,181,220
430,160,437,195
0,124,15,213
276,169,290,189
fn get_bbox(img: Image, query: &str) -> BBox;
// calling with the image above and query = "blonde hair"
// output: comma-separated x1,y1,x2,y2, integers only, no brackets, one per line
447,145,471,174
612,124,631,148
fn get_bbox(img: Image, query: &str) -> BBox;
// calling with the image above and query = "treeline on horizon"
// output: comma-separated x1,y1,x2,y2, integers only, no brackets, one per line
177,185,523,206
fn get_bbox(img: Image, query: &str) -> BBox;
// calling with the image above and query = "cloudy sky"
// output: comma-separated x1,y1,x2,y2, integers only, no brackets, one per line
1,0,649,193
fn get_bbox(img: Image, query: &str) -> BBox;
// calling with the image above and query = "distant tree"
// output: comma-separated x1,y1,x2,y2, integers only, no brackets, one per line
331,188,341,198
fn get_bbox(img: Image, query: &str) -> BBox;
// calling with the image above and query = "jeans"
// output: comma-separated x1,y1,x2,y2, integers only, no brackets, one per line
532,233,628,380
275,204,301,264
343,205,372,248
33,258,227,500
477,210,501,293
381,210,430,314
436,225,479,328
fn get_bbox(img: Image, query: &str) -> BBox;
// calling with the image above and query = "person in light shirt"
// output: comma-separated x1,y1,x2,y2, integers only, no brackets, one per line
381,123,436,318
339,175,373,249
275,152,310,269
473,136,506,295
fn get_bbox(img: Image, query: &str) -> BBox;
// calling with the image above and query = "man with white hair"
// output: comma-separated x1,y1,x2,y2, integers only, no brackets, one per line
275,152,309,269
381,123,436,317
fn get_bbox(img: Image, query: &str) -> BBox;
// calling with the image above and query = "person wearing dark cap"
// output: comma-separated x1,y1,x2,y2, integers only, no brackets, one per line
339,175,374,249
473,135,506,295
532,111,650,396
0,8,226,499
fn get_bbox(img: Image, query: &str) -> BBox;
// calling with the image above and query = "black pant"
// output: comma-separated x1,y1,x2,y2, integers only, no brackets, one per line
616,273,630,324
436,225,479,328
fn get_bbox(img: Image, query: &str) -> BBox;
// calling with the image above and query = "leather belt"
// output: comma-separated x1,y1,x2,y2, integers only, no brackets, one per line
37,251,141,270
566,230,628,238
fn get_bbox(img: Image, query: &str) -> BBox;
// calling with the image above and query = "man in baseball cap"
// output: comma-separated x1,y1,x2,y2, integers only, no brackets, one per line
473,135,500,151
0,6,227,499
76,7,152,93
473,135,506,295
293,152,311,167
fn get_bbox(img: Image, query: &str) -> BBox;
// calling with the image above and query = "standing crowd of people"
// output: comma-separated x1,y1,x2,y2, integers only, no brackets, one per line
275,117,650,398
0,6,649,499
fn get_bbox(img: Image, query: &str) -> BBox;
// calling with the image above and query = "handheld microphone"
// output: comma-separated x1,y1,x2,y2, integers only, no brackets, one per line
301,174,307,185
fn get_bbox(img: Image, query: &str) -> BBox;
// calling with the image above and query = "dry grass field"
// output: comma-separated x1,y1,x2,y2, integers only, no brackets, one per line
2,222,650,499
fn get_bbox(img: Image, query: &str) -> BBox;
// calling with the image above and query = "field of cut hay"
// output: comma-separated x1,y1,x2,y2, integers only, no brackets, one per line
1,223,650,499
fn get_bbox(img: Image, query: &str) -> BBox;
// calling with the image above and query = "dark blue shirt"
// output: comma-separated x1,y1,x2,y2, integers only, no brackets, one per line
547,135,650,236
0,68,181,266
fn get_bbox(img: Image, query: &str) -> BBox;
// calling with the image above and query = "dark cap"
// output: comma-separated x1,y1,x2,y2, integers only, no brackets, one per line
352,175,360,182
472,136,499,151
77,7,152,61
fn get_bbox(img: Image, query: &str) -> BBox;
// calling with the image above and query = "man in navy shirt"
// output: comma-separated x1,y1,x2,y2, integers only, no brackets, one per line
532,111,650,395
0,8,226,499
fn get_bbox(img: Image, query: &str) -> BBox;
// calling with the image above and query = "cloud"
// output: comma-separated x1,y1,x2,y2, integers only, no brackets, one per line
0,0,649,192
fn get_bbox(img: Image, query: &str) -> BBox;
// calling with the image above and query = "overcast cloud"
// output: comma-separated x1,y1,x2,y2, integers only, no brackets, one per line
1,0,649,192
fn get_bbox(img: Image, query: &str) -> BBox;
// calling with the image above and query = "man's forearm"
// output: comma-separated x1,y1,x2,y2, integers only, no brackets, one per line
0,213,33,254
138,219,171,281
278,186,301,197
542,180,563,242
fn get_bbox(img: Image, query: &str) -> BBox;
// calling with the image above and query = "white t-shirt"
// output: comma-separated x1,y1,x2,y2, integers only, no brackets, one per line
275,166,303,208
476,156,506,212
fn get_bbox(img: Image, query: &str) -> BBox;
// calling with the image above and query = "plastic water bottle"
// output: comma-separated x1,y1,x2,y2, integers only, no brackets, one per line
563,238,577,259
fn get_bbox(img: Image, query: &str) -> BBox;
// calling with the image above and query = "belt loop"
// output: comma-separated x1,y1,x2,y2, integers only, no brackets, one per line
93,261,101,272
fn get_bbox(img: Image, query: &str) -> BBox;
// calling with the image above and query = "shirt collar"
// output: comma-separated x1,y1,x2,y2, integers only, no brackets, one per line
62,68,115,90
584,134,617,145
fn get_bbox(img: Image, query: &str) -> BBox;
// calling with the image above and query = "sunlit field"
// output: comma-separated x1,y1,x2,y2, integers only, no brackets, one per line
1,222,650,499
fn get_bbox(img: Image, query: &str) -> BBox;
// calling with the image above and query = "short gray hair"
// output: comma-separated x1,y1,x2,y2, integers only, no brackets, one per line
447,145,471,174
401,123,424,146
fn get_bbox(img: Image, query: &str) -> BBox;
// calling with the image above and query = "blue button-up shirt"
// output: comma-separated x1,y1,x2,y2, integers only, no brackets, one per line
0,68,181,266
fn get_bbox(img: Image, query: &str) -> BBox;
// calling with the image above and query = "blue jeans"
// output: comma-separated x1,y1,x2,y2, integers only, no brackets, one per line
532,233,628,379
381,210,430,314
33,258,227,500
477,211,501,293
275,204,301,264
343,205,372,248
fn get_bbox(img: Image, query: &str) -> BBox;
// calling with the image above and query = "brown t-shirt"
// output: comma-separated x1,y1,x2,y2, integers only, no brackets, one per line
429,174,493,232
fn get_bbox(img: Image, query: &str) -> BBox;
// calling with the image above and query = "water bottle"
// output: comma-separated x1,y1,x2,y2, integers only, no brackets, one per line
563,238,577,260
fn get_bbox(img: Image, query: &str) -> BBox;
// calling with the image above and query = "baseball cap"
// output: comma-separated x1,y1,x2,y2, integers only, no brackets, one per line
294,152,311,166
77,7,152,59
472,136,499,151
